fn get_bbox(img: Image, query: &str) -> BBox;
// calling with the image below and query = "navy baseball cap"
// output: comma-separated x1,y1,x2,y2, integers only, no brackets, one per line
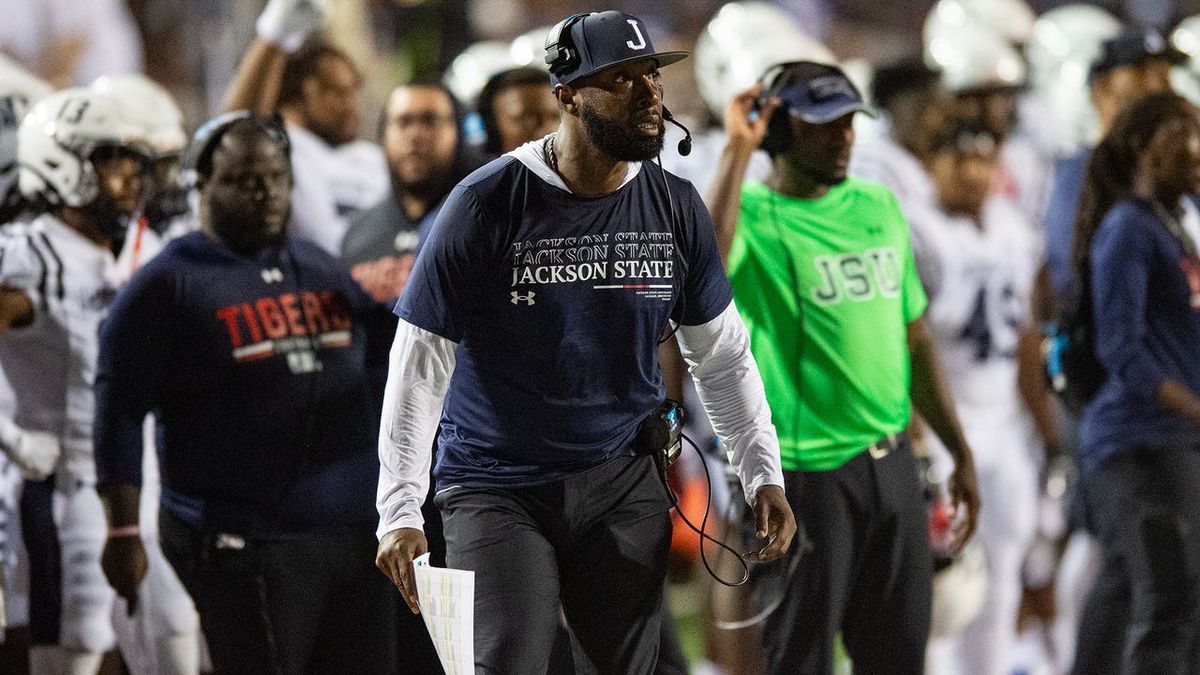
762,61,874,124
1089,27,1187,82
544,11,689,86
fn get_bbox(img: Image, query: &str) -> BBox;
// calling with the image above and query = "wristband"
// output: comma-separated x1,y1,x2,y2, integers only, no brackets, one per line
108,525,141,538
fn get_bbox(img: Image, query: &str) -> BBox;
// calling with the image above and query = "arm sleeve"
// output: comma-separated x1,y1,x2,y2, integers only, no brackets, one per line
1089,213,1166,400
375,318,457,537
93,268,173,489
676,300,784,503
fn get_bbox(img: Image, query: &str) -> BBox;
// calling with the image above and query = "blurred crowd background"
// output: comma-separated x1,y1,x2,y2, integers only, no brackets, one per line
7,0,1200,137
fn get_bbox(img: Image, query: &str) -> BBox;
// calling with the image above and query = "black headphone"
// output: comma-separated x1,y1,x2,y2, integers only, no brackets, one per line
184,110,292,181
544,13,595,79
758,62,800,157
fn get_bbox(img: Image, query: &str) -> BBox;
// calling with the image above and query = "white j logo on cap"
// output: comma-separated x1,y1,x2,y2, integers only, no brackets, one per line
625,20,646,50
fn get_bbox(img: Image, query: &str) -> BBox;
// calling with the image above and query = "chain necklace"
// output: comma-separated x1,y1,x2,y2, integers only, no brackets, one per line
544,133,561,177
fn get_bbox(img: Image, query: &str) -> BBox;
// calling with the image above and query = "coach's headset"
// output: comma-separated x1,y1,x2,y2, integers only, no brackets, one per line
544,13,693,157
183,110,292,183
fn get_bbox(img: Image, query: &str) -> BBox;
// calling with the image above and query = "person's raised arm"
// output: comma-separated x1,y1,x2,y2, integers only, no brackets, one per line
222,0,327,113
706,85,778,265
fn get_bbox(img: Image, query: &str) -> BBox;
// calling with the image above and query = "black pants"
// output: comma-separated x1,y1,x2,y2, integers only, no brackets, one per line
762,436,931,675
1073,444,1200,675
160,510,401,675
436,454,673,675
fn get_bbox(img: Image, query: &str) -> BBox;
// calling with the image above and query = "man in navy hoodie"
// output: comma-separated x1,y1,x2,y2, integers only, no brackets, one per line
93,113,398,674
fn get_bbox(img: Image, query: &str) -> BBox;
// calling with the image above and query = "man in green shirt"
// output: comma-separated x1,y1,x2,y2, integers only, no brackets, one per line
707,61,980,674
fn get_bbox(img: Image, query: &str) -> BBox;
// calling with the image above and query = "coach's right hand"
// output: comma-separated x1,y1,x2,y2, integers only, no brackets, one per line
102,534,147,616
377,527,427,614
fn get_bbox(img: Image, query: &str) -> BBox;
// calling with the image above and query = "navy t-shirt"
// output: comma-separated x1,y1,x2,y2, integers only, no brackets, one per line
396,155,733,490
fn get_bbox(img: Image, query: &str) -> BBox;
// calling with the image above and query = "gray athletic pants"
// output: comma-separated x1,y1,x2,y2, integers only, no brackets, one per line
435,453,672,674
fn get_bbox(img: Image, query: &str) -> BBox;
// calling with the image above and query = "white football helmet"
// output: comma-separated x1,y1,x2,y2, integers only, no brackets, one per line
510,26,553,71
91,74,186,159
0,55,53,217
1026,5,1120,148
17,87,152,208
1027,4,1121,90
443,41,520,106
923,0,1036,49
694,1,835,119
0,55,53,170
928,27,1027,93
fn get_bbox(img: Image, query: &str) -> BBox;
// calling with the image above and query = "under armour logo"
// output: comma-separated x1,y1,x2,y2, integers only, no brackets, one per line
261,268,283,283
625,20,647,50
510,291,536,305
394,231,420,254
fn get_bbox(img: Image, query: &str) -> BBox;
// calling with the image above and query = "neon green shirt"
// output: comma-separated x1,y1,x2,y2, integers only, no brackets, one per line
728,179,927,471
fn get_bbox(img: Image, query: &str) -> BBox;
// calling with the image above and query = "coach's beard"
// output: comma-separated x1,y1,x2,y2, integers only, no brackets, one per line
582,107,664,162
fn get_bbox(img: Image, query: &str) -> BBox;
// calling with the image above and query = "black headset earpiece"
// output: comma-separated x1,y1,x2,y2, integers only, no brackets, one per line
758,61,801,157
544,13,593,79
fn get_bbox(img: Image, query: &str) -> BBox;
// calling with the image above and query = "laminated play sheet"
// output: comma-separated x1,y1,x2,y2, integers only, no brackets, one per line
413,552,475,675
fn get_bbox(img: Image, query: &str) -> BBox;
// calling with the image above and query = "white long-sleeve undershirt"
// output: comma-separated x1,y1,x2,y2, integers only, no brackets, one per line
675,300,784,501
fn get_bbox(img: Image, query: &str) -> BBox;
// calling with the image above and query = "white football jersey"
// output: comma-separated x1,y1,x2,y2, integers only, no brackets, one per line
912,197,1040,422
0,214,121,484
286,123,389,256
850,125,937,217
